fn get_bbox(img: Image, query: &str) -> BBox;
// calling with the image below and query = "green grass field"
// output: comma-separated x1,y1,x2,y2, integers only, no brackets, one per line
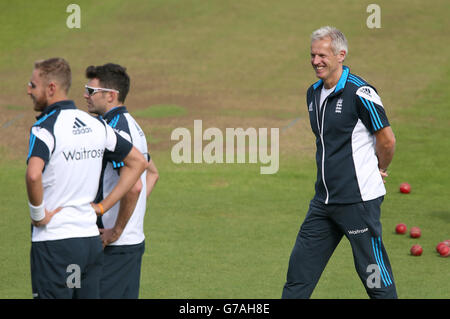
0,0,449,299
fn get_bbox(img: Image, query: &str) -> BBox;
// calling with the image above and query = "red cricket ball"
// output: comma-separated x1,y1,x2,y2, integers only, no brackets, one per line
438,245,450,257
436,242,446,253
395,223,407,234
399,182,411,194
410,244,423,256
410,226,421,238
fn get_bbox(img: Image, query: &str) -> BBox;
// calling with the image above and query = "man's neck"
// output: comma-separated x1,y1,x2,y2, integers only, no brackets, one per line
323,66,343,89
47,94,68,106
103,104,124,116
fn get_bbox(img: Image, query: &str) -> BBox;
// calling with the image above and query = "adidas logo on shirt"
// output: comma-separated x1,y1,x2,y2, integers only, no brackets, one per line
72,117,92,135
360,87,372,98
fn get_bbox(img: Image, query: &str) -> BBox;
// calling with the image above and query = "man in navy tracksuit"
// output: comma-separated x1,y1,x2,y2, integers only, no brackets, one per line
282,27,398,299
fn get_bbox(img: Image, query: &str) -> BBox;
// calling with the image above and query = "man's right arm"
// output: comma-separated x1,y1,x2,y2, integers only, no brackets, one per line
93,145,148,215
26,125,61,226
374,126,396,182
99,170,143,247
355,85,395,182
146,158,159,198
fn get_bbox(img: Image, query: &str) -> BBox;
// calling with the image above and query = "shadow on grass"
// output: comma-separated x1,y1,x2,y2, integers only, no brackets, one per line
431,211,450,223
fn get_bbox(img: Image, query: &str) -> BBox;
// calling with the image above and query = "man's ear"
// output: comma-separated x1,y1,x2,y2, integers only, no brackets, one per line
47,81,57,97
107,91,117,103
338,50,347,63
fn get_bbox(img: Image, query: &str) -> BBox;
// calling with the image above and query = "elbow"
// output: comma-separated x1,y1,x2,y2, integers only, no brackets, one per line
378,133,396,152
387,135,396,151
26,170,41,185
131,179,143,195
139,156,148,174
148,160,159,183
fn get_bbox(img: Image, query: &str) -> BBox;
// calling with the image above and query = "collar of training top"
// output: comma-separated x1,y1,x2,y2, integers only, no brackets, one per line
102,105,128,121
312,65,350,95
35,100,76,120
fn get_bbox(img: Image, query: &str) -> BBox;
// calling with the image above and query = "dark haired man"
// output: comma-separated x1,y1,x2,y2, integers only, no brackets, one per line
26,58,148,299
84,63,159,298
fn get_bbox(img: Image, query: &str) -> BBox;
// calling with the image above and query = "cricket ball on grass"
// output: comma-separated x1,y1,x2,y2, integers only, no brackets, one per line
438,245,450,257
410,226,421,238
399,183,411,194
436,242,446,253
395,223,407,234
410,244,423,256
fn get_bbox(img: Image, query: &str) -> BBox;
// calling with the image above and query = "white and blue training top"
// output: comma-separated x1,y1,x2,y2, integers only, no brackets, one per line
27,100,133,242
96,106,149,246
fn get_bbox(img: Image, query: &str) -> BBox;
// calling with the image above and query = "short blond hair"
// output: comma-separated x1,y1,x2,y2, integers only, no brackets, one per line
34,57,72,93
311,26,348,56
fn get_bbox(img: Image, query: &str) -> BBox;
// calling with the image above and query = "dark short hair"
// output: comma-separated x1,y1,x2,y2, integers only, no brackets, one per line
34,57,72,93
85,63,130,103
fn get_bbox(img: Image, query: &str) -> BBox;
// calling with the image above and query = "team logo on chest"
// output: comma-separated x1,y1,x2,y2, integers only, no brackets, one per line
308,101,313,112
335,98,343,113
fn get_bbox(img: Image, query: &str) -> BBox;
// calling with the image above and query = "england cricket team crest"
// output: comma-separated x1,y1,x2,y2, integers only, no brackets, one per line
335,98,343,113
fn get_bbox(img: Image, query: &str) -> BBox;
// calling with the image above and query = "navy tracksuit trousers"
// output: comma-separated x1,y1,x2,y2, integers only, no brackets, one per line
282,196,397,299
30,236,103,299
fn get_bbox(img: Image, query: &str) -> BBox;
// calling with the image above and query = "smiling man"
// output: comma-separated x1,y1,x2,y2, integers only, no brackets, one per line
281,27,397,299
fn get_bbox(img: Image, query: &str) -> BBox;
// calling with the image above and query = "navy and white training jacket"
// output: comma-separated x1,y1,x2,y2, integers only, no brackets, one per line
306,66,390,204
96,106,150,246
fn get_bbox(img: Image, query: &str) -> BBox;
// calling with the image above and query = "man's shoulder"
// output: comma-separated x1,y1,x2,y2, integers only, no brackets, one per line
123,111,143,128
34,109,60,128
106,113,129,135
346,73,377,92
306,81,320,99
112,111,145,134
346,74,384,107
308,79,322,91
106,111,140,144
62,108,108,130
124,112,147,146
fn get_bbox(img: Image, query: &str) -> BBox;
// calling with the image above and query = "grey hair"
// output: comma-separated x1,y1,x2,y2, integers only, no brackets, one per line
311,26,348,56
